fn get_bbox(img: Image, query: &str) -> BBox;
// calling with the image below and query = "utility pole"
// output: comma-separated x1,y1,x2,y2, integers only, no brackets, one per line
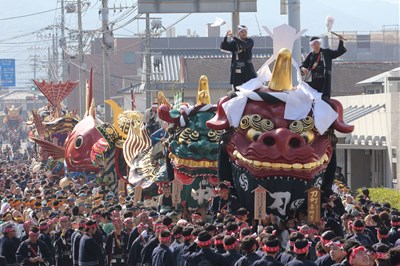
145,13,151,109
102,0,111,122
60,0,67,82
232,12,239,35
232,0,240,35
78,0,84,117
288,0,301,67
48,47,51,82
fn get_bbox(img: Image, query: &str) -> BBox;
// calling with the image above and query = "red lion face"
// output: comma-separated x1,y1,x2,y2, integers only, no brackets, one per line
208,95,353,182
227,99,331,181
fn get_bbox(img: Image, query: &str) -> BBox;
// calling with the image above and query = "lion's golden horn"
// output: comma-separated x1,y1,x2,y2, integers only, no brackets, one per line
269,48,293,92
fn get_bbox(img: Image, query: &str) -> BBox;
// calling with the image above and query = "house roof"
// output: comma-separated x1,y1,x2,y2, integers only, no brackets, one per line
355,67,400,86
343,104,385,123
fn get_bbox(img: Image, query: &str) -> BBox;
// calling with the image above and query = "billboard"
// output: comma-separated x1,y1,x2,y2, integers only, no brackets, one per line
0,59,16,87
138,0,257,13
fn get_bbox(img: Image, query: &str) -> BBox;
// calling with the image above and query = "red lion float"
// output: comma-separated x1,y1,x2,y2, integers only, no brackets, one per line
207,48,354,218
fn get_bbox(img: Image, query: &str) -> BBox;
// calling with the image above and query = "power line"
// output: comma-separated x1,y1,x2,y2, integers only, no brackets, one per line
0,7,61,21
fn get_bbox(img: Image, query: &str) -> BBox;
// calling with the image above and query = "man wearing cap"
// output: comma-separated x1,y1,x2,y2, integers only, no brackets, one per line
209,182,240,220
0,223,21,266
221,25,257,91
300,35,346,100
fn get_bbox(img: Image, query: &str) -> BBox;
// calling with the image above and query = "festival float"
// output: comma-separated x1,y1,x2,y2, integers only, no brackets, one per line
156,75,223,215
30,70,106,181
27,79,80,174
3,105,24,151
207,25,354,219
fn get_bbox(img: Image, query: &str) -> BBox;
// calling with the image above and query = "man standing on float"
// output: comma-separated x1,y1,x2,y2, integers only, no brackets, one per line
300,35,346,100
221,25,257,91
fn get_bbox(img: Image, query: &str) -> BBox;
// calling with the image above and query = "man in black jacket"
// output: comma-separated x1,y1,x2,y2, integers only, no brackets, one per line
16,226,52,266
220,25,257,91
300,36,347,99
0,224,21,265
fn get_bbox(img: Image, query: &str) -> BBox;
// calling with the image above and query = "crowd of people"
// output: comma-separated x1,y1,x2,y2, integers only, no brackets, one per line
0,24,397,266
0,158,398,266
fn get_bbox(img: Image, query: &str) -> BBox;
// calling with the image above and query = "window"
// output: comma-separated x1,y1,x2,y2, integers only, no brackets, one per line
123,52,136,64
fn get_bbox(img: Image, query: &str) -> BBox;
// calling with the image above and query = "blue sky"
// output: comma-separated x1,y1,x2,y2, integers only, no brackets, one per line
0,0,398,86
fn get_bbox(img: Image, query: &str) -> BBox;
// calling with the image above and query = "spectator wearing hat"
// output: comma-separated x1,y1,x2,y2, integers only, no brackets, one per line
0,223,21,265
105,218,128,266
300,35,346,100
182,230,228,266
253,235,283,266
220,25,257,91
16,226,52,266
151,229,175,266
78,220,105,266
209,182,240,220
222,235,242,265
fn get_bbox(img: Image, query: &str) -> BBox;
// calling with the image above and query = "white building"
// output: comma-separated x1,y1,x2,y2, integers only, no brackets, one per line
334,67,400,190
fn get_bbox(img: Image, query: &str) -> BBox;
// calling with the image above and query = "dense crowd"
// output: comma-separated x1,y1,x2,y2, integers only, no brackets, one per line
0,157,399,266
